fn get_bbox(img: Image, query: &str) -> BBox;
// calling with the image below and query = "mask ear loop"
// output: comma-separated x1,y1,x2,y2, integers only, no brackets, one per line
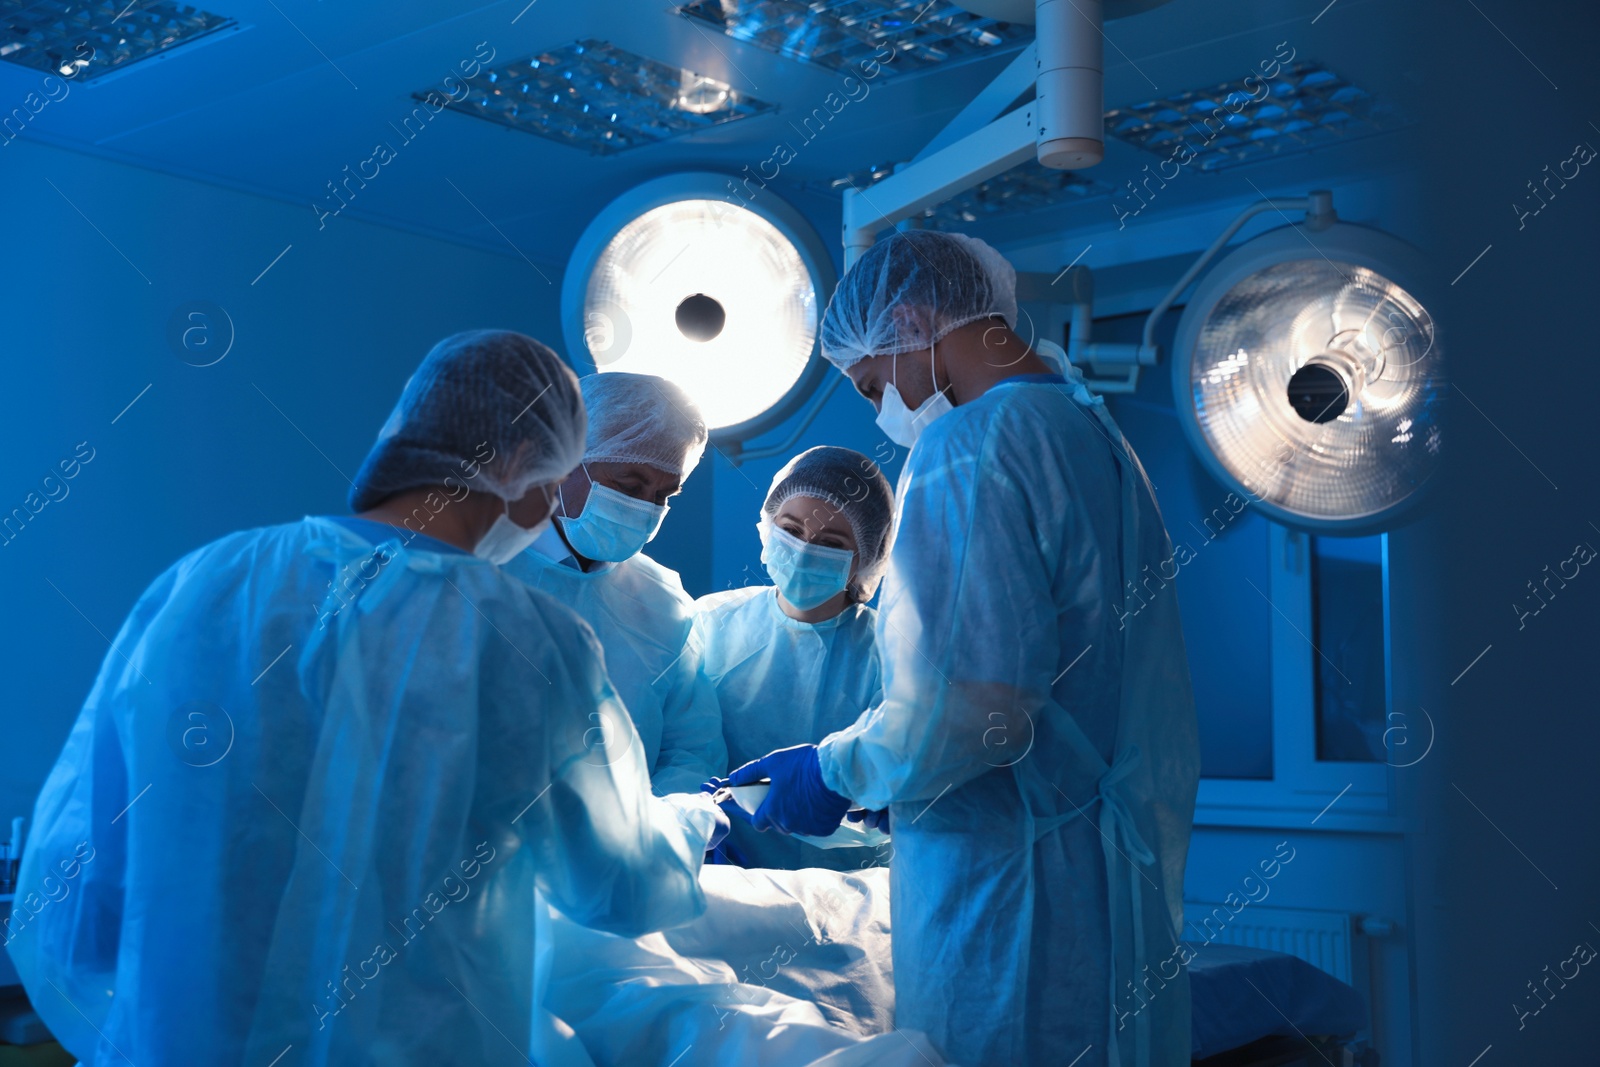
557,465,594,520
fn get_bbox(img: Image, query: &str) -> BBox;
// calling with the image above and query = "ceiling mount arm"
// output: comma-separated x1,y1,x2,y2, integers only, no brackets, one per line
842,0,1124,270
842,106,1038,268
912,43,1039,163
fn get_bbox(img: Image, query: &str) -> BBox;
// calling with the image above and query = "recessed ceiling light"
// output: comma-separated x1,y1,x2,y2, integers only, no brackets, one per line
676,0,1030,76
0,0,235,82
429,39,773,155
1106,62,1411,172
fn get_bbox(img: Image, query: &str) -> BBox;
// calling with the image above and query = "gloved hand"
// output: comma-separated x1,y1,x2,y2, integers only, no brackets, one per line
701,776,743,825
846,807,891,833
727,744,852,837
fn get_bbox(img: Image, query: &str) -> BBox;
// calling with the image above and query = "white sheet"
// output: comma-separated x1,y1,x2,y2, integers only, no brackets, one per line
538,865,936,1067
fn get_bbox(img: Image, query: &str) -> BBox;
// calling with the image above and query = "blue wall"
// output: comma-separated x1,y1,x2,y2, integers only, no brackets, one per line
0,138,569,826
1407,14,1600,1065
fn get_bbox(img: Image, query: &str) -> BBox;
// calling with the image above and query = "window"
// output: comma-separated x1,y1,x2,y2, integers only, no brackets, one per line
1095,312,1394,828
1312,535,1387,763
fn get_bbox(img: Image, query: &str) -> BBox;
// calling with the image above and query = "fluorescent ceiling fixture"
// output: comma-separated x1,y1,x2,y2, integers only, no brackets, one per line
572,190,826,433
676,0,1030,76
1173,224,1442,532
1106,62,1410,172
820,158,1110,226
433,39,772,155
0,0,234,81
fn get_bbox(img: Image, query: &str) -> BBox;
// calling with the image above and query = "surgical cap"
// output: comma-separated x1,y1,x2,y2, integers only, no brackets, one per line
820,230,1019,372
762,446,895,603
581,372,709,478
349,329,586,512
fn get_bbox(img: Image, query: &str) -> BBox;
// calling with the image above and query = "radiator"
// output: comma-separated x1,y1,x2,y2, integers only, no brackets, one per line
1182,902,1356,984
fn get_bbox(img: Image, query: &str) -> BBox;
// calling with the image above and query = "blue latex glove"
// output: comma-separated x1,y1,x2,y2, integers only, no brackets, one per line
727,744,852,837
846,807,891,833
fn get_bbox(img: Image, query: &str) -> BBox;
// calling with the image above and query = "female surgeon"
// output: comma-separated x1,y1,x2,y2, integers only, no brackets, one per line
4,330,725,1067
693,446,895,871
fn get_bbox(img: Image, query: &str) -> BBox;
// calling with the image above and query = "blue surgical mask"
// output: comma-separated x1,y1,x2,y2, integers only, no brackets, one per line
760,524,854,611
558,480,668,563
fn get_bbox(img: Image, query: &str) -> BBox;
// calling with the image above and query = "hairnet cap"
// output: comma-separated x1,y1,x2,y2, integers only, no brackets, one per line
581,372,709,479
820,231,1019,372
350,329,586,512
762,446,895,603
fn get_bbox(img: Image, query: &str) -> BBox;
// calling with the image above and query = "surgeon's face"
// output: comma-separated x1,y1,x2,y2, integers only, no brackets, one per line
505,480,559,529
560,460,683,517
846,348,939,413
774,494,859,580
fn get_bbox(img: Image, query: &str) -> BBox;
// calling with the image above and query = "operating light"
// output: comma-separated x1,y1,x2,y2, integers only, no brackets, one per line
1173,222,1442,532
563,174,834,437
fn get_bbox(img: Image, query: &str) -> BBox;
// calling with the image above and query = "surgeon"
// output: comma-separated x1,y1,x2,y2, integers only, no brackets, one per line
727,233,1201,1066
694,445,895,871
503,371,725,796
5,330,725,1067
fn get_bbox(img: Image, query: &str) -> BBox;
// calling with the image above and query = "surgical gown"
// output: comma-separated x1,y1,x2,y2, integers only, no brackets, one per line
818,377,1201,1067
505,527,726,796
6,517,712,1067
693,586,885,872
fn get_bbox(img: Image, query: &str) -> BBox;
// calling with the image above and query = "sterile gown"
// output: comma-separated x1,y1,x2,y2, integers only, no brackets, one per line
692,586,885,872
5,517,712,1067
505,526,726,796
818,375,1201,1067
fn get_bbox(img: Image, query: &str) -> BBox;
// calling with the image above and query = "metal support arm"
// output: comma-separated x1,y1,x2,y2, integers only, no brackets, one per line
842,105,1037,268
912,43,1038,163
1140,190,1336,355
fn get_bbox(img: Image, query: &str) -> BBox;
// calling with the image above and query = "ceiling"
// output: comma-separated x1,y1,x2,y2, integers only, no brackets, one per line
3,0,1424,271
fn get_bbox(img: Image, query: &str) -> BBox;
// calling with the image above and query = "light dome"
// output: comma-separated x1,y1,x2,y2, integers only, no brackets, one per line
1173,223,1442,532
564,174,833,437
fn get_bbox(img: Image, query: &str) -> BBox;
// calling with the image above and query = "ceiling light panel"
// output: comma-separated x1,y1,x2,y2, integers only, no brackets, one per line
676,0,1030,76
0,0,234,81
431,39,774,155
1105,62,1410,172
